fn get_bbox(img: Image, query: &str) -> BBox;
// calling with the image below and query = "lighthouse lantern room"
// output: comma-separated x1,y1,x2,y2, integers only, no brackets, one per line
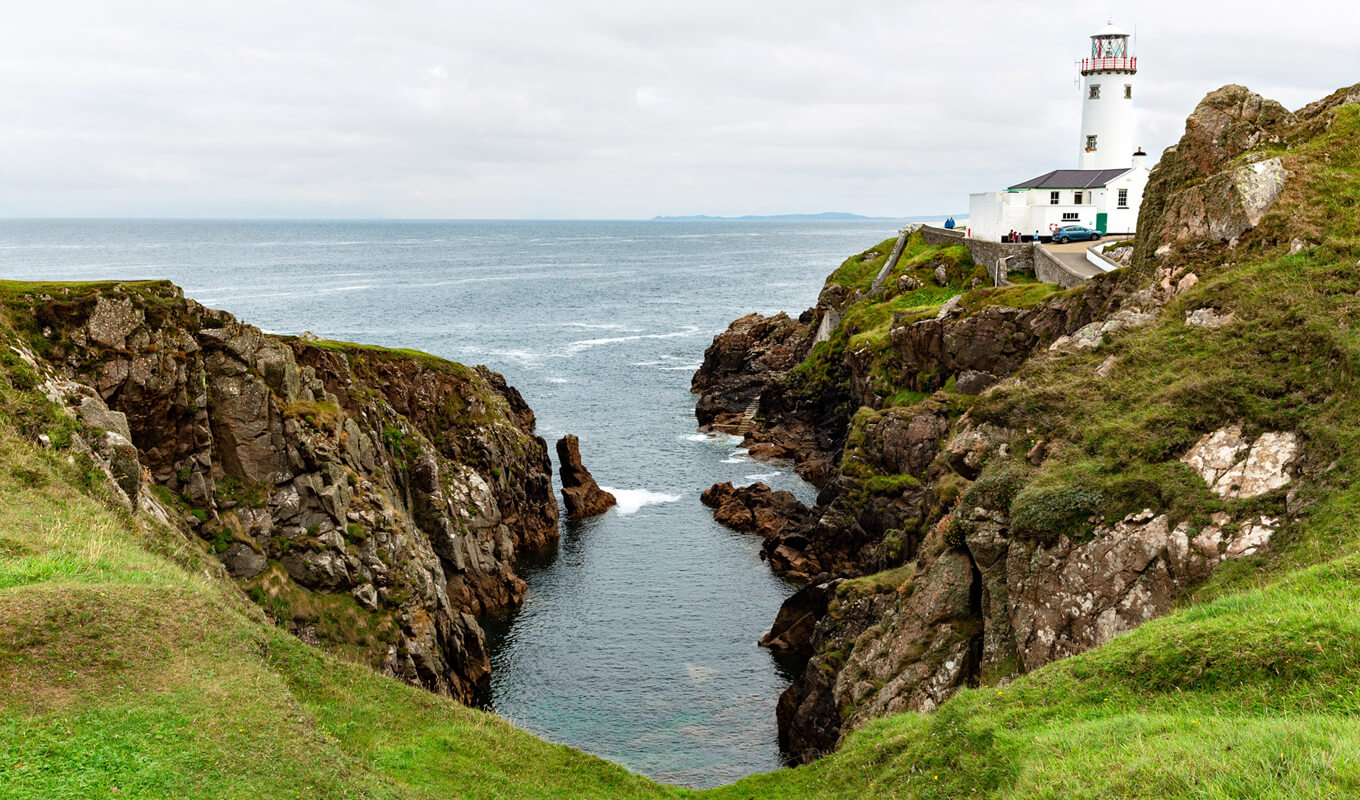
1078,22,1137,170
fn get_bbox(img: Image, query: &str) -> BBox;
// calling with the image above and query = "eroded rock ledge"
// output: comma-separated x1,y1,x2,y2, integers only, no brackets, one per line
5,281,557,702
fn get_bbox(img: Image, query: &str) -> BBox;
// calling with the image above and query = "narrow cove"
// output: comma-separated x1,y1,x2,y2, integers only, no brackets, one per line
0,217,906,787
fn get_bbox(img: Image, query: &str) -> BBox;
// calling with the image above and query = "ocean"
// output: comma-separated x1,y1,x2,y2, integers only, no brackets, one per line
0,218,910,787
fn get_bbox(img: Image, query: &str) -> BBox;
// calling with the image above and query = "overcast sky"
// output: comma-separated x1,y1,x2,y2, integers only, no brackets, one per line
2,1,1356,219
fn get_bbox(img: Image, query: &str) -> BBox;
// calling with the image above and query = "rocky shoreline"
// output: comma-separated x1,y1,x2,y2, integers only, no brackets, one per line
694,83,1338,764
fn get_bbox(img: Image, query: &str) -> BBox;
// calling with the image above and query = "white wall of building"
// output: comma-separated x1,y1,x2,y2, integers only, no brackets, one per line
966,159,1148,242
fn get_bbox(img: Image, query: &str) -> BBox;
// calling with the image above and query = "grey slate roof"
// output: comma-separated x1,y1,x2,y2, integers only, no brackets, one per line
1009,168,1130,190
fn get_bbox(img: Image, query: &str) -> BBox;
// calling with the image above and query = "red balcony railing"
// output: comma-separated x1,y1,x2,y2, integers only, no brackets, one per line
1081,56,1137,73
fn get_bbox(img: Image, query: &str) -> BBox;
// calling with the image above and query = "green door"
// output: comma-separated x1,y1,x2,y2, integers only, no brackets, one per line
1096,212,1109,234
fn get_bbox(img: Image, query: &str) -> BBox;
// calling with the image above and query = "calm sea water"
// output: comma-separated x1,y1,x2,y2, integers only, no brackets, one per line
0,218,908,787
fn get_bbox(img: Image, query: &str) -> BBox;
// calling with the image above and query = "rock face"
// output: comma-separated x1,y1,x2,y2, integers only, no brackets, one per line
556,435,616,518
5,282,558,703
1132,84,1295,280
698,269,1189,761
695,82,1354,766
759,578,840,655
692,312,816,434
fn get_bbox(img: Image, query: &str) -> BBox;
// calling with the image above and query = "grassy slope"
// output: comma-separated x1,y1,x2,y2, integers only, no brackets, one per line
7,429,1357,799
5,109,1360,798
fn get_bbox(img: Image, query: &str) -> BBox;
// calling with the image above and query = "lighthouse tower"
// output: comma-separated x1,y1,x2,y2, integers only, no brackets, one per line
1077,22,1137,170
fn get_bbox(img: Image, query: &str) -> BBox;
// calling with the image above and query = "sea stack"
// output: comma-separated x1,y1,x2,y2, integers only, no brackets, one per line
556,435,617,518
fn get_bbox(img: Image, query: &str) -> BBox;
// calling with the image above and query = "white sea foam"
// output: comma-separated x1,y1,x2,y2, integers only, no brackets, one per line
558,322,636,331
599,487,682,515
721,449,753,464
565,326,702,354
682,432,743,444
659,364,703,371
744,473,780,482
545,377,569,384
458,346,551,367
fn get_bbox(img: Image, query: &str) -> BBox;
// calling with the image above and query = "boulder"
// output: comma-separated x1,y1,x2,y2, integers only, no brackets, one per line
1185,308,1236,328
700,481,812,542
943,421,1012,480
1181,427,1298,499
220,542,268,580
556,435,616,519
1049,309,1155,353
955,369,1000,396
86,296,143,350
77,395,133,441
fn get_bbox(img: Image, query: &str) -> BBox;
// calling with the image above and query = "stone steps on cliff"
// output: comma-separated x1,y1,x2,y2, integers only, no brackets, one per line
736,397,761,436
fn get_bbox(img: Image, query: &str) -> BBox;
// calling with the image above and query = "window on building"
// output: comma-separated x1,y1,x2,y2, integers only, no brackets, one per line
1125,84,1133,100
1118,188,1129,208
1062,212,1080,221
1089,84,1101,100
1050,191,1060,206
1086,135,1098,152
1074,191,1084,205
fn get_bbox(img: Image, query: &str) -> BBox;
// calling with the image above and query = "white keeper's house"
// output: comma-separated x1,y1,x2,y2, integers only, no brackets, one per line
968,22,1151,242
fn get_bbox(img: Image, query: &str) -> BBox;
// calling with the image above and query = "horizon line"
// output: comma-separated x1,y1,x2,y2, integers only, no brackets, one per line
0,213,962,223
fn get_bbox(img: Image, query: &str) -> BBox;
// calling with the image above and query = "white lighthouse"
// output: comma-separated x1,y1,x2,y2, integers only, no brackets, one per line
966,20,1151,242
1077,22,1137,170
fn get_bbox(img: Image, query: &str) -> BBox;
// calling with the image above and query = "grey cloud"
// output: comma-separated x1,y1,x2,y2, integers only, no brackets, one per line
1,1,1356,218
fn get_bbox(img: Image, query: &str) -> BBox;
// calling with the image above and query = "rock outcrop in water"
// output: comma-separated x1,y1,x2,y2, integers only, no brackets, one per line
697,83,1354,764
1,281,557,702
556,434,616,518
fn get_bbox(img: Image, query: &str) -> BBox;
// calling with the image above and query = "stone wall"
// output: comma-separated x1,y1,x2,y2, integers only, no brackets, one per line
921,226,1034,285
919,225,964,244
1033,244,1090,289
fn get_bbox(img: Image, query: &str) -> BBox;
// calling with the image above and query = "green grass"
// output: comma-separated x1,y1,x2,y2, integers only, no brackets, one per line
824,234,978,296
298,338,478,379
0,278,176,301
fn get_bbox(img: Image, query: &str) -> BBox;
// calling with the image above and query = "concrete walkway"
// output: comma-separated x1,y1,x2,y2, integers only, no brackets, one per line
1040,240,1105,280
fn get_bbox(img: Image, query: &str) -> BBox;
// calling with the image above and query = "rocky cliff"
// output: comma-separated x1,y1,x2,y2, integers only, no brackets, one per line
697,82,1360,763
0,281,557,702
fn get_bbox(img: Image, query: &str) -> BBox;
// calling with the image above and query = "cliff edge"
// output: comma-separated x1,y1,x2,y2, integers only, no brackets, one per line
0,281,557,701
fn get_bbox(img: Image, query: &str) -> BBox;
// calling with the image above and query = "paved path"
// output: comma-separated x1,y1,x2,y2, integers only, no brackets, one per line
1041,240,1105,279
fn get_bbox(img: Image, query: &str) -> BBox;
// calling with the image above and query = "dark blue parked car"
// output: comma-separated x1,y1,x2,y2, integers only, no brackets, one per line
1052,225,1102,244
